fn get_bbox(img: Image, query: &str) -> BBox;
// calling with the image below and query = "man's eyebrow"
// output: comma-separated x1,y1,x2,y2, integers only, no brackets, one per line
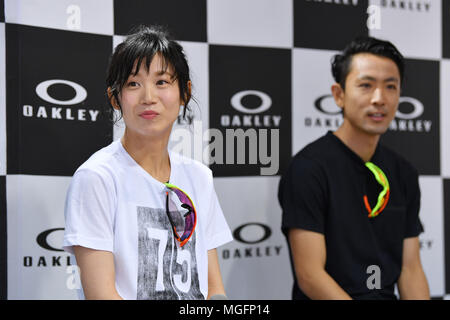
357,75,399,82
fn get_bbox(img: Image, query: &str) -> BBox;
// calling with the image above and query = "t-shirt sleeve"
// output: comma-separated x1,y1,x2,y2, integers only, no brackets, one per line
203,171,233,251
279,155,327,236
404,167,424,238
63,168,116,254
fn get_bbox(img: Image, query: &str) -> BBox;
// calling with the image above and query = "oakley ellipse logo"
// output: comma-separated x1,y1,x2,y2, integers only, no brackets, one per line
233,223,272,244
36,79,87,105
396,97,424,120
230,90,272,114
314,95,425,120
314,95,342,115
36,228,65,252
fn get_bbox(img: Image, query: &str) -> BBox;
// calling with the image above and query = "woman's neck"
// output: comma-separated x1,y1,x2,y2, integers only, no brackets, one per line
121,129,171,183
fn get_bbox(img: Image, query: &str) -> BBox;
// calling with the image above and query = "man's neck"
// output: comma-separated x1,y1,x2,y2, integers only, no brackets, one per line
333,124,380,163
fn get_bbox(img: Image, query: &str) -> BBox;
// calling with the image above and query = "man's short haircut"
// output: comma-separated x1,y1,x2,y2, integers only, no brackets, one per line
106,25,192,122
331,36,405,90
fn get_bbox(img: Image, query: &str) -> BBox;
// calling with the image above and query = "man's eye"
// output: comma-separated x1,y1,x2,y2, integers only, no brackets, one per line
359,83,371,88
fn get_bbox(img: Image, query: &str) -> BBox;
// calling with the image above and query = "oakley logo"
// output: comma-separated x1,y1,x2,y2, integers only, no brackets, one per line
36,228,65,252
314,94,342,115
36,79,87,105
396,97,424,120
233,223,272,244
381,0,431,12
230,90,272,114
314,95,425,120
222,222,282,260
306,0,359,5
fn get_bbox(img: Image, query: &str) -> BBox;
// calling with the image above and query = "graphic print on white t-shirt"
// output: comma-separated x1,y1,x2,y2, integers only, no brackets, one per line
137,206,204,300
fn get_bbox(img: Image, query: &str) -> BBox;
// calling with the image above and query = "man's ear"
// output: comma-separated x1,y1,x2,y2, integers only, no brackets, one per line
107,87,120,110
331,83,345,110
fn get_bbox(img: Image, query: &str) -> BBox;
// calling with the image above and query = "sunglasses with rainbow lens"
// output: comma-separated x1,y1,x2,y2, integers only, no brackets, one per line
364,162,390,218
164,183,197,247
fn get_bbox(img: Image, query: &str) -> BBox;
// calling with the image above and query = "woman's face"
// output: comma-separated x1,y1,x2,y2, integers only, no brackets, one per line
115,54,183,140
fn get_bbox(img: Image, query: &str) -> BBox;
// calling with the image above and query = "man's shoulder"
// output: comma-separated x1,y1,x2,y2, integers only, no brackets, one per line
285,133,339,180
292,132,337,163
378,144,418,176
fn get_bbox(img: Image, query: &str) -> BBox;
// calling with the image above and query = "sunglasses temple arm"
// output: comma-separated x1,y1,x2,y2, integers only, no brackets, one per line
165,193,180,239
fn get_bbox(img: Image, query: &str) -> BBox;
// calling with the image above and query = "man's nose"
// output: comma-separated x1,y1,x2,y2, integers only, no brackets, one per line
371,87,385,106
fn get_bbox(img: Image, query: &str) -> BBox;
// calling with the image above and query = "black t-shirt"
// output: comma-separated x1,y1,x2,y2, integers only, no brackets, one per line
279,131,423,300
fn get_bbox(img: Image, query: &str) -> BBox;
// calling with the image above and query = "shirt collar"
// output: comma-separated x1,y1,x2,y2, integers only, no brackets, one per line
326,130,382,169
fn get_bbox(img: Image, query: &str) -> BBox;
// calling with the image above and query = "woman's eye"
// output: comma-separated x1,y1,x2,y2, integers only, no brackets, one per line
156,79,169,85
127,81,139,87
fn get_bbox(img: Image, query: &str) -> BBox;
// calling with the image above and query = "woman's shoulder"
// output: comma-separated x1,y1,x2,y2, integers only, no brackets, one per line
170,152,213,180
75,140,122,177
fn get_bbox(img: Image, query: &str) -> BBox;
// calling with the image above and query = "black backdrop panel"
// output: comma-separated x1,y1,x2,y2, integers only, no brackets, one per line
380,58,440,175
443,0,450,58
113,0,206,42
209,45,291,177
294,0,369,50
6,24,112,176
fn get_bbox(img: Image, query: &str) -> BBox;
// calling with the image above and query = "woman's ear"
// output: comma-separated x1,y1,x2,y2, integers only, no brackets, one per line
107,87,120,110
184,80,192,104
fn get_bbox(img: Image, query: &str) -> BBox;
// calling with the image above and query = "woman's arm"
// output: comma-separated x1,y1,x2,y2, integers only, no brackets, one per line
73,246,123,300
207,248,227,299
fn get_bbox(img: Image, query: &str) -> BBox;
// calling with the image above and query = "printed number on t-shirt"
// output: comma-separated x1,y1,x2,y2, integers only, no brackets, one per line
148,227,192,293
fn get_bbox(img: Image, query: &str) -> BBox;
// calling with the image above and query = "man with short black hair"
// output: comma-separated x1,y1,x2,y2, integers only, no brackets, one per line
279,36,430,300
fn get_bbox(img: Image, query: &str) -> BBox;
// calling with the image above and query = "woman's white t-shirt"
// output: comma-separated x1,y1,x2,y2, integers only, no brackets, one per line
63,139,233,300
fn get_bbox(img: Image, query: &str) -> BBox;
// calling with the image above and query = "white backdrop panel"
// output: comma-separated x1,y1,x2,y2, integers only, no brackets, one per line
214,176,292,299
441,59,450,178
369,0,442,60
207,0,293,48
418,176,445,297
4,0,113,35
169,41,210,164
7,175,76,299
292,47,339,155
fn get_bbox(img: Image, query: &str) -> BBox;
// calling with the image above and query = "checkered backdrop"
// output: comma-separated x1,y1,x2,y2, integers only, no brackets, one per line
1,0,449,300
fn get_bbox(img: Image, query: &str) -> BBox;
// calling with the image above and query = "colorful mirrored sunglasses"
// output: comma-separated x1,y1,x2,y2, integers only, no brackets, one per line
164,183,197,247
364,162,390,218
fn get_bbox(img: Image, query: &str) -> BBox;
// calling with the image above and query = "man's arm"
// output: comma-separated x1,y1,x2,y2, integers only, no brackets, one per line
397,237,430,300
207,248,227,299
288,228,352,300
73,246,123,300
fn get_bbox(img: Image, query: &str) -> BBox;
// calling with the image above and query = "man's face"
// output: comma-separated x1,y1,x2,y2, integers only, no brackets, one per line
333,53,401,137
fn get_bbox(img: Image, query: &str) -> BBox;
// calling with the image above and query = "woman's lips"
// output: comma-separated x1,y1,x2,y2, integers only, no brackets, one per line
140,110,159,120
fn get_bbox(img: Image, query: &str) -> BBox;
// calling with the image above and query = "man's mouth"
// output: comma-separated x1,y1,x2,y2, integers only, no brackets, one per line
368,112,386,121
